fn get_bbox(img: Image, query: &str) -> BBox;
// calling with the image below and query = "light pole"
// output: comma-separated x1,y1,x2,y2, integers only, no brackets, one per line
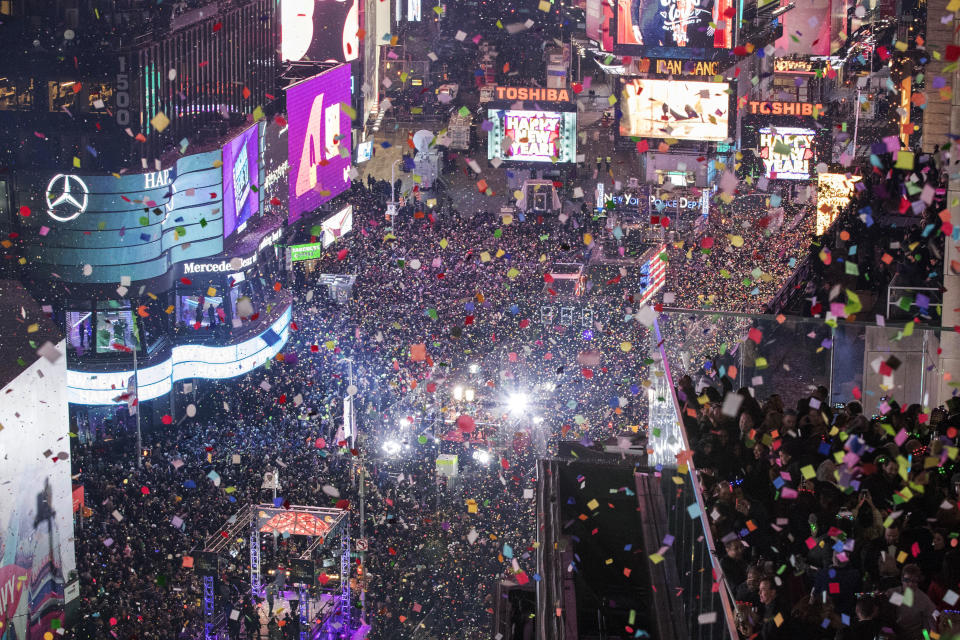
387,158,402,226
338,357,366,622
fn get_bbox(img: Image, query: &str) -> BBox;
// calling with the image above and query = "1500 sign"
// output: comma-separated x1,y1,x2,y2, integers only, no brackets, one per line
116,56,130,126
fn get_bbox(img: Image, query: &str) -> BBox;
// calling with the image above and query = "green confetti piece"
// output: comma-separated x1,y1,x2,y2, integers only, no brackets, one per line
493,228,502,238
199,218,208,228
139,216,149,226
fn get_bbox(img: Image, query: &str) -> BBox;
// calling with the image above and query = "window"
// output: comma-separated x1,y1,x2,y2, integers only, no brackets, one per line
48,81,78,112
88,83,115,111
0,78,33,111
176,294,226,328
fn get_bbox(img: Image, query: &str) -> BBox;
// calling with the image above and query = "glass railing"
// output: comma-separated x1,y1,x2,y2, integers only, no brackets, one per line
651,308,945,638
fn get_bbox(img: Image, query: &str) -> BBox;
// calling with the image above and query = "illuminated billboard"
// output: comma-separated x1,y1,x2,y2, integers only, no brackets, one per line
586,0,615,49
321,204,353,247
281,0,360,63
222,124,260,238
620,78,729,141
0,340,76,640
286,64,353,222
615,0,732,54
67,306,292,405
816,173,860,235
487,110,577,163
759,127,815,180
19,149,225,283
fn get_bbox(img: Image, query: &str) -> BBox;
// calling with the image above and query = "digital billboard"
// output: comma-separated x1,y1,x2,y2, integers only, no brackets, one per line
281,0,360,63
322,204,353,247
620,78,729,141
586,0,615,50
816,173,860,235
615,0,732,54
287,64,353,222
759,127,815,180
67,306,292,404
487,110,577,163
19,149,225,283
0,342,76,640
222,124,260,238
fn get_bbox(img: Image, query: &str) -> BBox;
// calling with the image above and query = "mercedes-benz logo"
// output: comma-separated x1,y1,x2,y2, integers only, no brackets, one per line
45,174,89,222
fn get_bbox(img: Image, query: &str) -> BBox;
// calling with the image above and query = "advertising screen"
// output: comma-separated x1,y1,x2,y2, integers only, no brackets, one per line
290,242,325,262
282,0,360,63
68,307,292,404
776,0,831,56
286,64,353,222
322,204,354,247
222,124,260,238
1,344,76,640
620,78,729,141
19,149,225,283
616,0,732,53
759,127,815,180
356,140,374,162
487,110,577,163
816,173,860,235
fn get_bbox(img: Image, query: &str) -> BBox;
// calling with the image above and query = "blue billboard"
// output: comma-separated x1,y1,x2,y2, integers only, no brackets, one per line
19,149,225,283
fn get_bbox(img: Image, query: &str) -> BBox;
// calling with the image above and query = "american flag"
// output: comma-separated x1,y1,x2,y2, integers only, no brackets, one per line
637,244,667,306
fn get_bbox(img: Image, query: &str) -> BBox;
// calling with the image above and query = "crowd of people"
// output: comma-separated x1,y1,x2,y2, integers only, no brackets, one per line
677,373,960,640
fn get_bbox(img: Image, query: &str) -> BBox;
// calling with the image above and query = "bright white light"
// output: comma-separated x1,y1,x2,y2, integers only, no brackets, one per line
397,417,409,429
382,441,402,456
532,416,544,424
472,449,491,465
469,363,480,374
465,388,475,402
453,386,464,401
508,392,530,415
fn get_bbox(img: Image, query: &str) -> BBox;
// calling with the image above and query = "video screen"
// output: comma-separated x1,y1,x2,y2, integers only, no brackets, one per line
616,0,732,53
287,64,353,222
487,110,577,163
222,124,260,238
96,309,139,353
281,0,360,63
322,204,354,247
759,127,815,180
619,78,729,141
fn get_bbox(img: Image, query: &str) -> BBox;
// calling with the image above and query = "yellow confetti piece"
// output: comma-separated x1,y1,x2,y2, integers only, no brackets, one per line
586,498,599,510
150,111,170,132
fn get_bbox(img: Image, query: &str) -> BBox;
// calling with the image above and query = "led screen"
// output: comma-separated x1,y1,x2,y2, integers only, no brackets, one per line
620,78,729,141
816,173,860,235
68,307,292,405
487,110,577,163
322,204,353,247
759,127,815,180
0,344,76,639
616,0,732,53
287,64,353,222
356,140,374,162
18,149,225,283
222,124,260,238
281,0,360,63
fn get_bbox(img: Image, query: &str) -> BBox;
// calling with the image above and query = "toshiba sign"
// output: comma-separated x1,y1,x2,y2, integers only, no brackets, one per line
495,86,571,102
748,101,823,116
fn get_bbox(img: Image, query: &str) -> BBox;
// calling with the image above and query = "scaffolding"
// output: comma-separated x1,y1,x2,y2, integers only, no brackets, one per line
201,503,353,639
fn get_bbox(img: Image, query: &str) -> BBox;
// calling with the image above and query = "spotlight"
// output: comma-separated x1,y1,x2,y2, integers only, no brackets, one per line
508,392,529,415
472,449,491,465
397,417,409,429
465,388,475,402
533,416,544,424
453,386,464,401
382,441,402,456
